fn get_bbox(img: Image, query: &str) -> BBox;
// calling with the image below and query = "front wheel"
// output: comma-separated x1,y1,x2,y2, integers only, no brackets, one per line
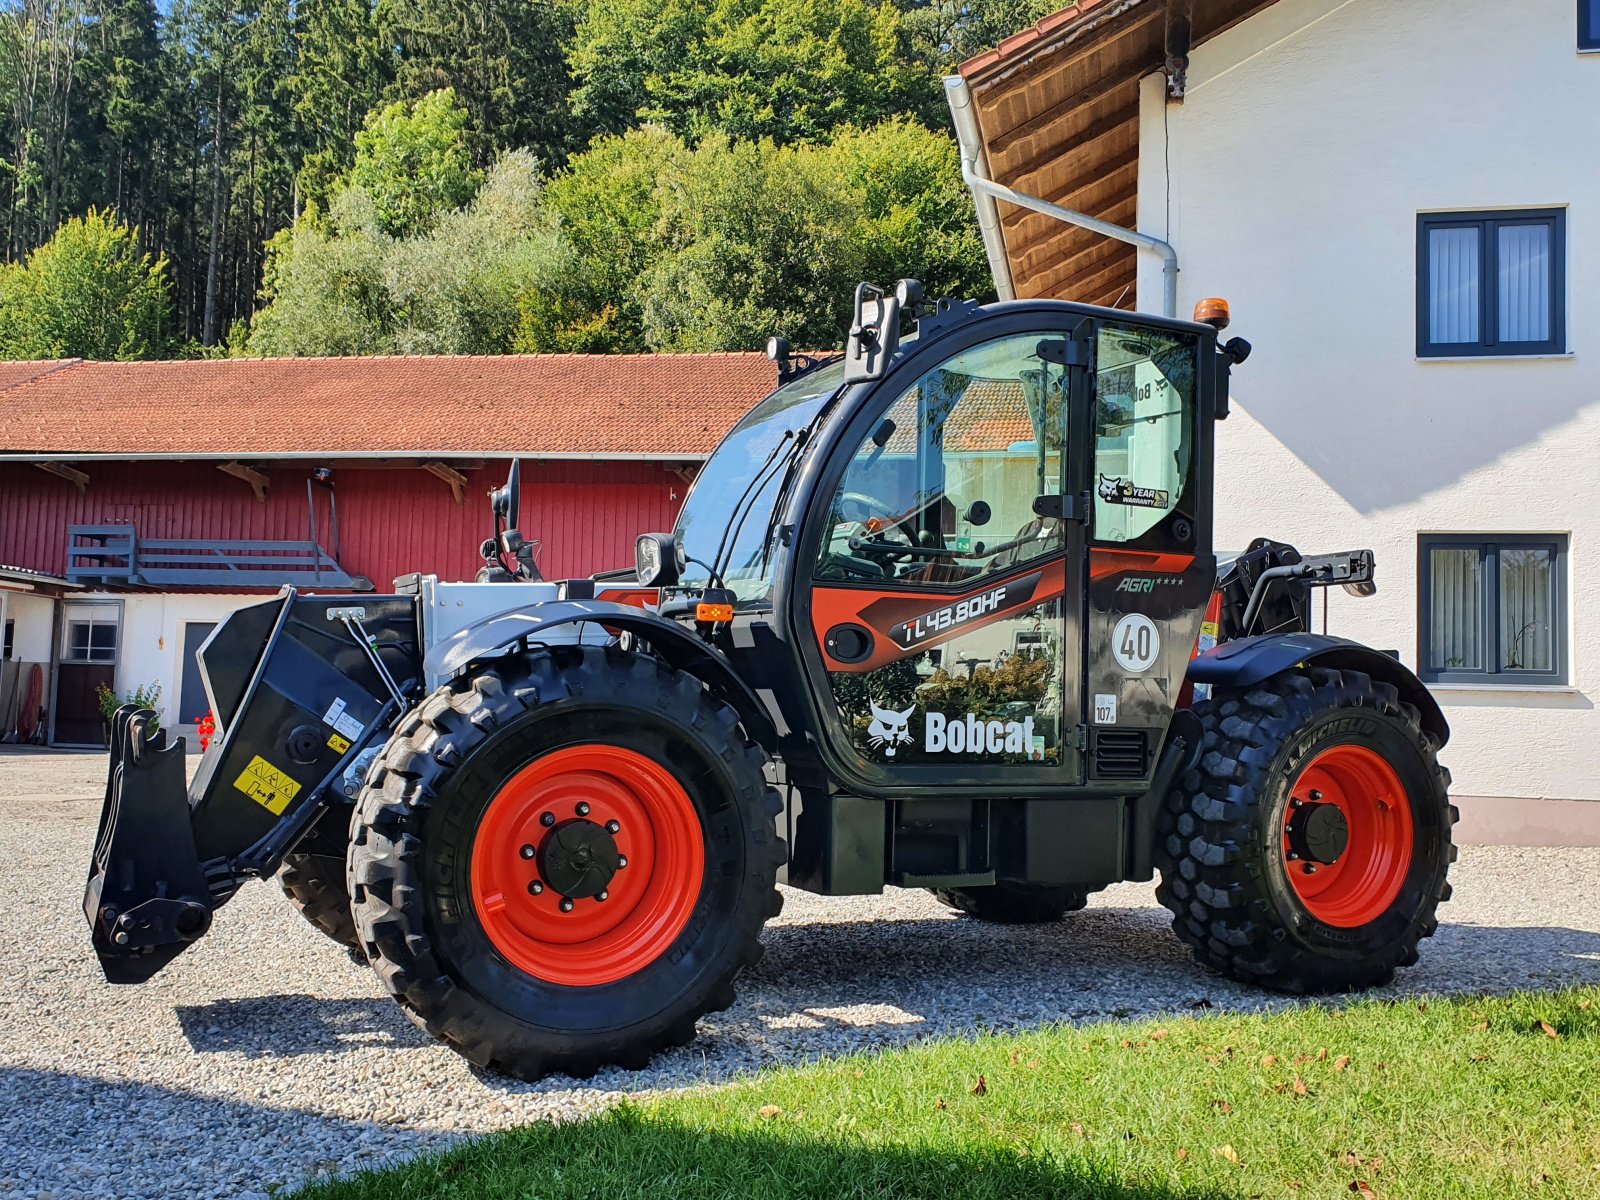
348,645,784,1079
1156,667,1456,993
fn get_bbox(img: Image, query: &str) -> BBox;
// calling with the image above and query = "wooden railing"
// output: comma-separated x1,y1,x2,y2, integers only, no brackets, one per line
66,525,370,590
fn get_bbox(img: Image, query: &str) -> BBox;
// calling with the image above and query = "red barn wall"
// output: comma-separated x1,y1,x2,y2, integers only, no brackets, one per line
0,459,687,587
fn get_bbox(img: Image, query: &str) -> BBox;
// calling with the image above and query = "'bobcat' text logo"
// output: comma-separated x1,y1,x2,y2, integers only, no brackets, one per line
867,703,915,756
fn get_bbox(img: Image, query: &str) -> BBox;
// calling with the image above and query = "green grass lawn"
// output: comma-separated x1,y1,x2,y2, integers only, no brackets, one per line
293,987,1600,1200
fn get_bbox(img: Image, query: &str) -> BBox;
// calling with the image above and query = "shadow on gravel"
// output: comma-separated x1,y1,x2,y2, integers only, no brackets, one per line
0,1065,456,1199
176,995,433,1057
165,901,1600,1093
458,907,1600,1096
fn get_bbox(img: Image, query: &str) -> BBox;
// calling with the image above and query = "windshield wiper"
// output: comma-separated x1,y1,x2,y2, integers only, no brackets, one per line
711,430,800,585
755,386,848,575
1100,406,1184,434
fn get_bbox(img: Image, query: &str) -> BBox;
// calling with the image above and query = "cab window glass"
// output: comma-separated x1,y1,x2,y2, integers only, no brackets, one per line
676,360,845,605
1093,324,1197,544
814,333,1069,589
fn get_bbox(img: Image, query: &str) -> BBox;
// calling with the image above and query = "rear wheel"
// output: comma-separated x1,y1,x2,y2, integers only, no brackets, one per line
277,851,360,952
348,644,784,1080
931,882,1090,924
1156,667,1455,993
276,803,361,953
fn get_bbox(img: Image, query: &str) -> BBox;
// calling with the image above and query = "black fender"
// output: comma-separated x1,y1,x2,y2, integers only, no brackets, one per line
423,601,779,749
1187,632,1448,746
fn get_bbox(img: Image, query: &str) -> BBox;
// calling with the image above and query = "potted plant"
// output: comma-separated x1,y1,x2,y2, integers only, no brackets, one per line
96,681,163,748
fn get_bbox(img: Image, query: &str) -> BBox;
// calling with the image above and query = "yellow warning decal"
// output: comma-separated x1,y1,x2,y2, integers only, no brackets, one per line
327,732,352,755
233,755,301,816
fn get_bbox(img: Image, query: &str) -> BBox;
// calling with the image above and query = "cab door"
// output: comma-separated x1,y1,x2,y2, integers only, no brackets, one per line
799,324,1090,792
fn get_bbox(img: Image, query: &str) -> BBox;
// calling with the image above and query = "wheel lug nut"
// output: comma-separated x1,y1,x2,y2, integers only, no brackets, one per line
1305,864,1318,874
540,812,555,827
597,890,608,902
617,855,628,868
528,881,544,895
519,844,535,859
1309,790,1322,801
560,898,574,913
1290,798,1303,809
576,802,590,817
1287,852,1300,861
606,819,620,833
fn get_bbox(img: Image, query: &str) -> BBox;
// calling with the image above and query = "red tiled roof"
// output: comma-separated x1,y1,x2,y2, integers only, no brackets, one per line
0,360,79,391
957,0,1120,80
0,353,778,459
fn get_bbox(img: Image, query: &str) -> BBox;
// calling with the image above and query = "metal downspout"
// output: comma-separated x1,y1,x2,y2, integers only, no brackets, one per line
946,74,1016,302
945,74,1180,318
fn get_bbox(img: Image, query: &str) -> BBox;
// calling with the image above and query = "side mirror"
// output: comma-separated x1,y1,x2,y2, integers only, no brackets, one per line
489,459,521,531
635,532,684,587
844,282,900,383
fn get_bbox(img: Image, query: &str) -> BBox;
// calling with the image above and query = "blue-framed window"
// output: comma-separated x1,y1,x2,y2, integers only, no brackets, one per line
1417,210,1565,357
1419,535,1567,685
1582,0,1599,50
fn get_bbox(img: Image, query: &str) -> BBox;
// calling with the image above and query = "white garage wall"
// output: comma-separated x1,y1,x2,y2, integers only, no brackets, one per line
1136,0,1600,799
4,590,56,663
104,593,266,729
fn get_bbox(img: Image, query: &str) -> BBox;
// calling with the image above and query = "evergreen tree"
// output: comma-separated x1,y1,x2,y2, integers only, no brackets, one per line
387,0,573,165
289,0,392,212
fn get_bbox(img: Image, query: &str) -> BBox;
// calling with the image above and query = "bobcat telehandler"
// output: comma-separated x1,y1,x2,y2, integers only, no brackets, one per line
86,282,1455,1079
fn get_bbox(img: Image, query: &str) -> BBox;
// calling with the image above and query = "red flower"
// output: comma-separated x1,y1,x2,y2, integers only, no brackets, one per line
197,710,216,751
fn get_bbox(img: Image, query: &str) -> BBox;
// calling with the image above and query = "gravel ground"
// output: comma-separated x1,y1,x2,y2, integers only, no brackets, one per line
4,746,1599,1200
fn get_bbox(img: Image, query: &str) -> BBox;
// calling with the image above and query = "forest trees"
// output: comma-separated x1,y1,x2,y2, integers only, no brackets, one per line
0,0,1055,357
0,208,170,357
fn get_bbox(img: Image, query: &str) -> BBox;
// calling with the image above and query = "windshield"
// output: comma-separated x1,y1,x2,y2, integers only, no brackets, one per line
676,359,847,605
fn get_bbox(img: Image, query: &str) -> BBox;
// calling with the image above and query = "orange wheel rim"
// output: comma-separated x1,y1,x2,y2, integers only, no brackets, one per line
470,745,705,986
1283,743,1414,928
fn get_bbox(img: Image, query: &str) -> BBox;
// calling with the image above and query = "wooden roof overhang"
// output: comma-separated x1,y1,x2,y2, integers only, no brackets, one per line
957,0,1282,308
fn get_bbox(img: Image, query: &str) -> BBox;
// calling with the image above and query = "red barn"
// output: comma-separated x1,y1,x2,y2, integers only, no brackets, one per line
0,353,774,745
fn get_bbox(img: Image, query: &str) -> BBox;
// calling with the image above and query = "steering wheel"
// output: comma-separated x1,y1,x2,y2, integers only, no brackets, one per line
832,491,922,577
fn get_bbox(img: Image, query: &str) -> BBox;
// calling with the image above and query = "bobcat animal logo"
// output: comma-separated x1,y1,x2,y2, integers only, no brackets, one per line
867,703,915,756
1097,473,1123,502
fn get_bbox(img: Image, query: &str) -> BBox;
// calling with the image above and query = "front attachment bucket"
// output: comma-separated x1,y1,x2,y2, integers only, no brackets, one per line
84,705,216,984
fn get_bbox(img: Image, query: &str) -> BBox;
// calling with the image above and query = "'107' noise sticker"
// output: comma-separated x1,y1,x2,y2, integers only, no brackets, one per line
1111,613,1160,673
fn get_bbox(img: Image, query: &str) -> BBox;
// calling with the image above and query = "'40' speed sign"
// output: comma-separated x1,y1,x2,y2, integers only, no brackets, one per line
1111,613,1160,674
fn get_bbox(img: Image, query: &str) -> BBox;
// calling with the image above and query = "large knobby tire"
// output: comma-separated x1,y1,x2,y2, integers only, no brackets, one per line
277,852,360,951
347,644,784,1080
931,882,1090,924
1156,667,1456,993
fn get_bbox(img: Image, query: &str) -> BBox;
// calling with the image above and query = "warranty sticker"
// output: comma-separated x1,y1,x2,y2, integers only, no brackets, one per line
233,755,301,816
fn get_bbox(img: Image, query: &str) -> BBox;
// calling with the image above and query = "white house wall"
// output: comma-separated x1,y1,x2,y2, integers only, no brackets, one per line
5,590,56,663
103,592,265,731
1136,0,1599,800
